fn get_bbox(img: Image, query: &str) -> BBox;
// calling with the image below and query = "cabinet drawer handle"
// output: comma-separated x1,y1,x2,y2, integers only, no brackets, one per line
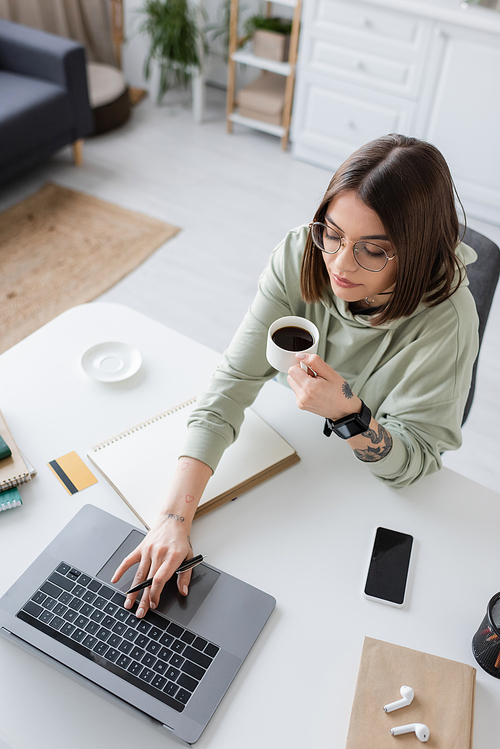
363,18,373,29
348,120,356,130
357,60,366,71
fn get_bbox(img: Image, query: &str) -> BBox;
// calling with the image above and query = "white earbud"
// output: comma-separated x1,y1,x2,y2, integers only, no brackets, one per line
390,723,430,742
383,686,415,712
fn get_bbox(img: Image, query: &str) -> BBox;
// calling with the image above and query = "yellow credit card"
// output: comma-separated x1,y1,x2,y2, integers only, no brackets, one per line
48,451,98,495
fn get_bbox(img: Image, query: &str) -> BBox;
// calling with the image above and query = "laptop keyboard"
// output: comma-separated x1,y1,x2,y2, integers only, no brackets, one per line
16,562,220,713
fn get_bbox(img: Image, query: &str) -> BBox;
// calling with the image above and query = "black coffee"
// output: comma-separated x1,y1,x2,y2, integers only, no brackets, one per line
272,326,314,352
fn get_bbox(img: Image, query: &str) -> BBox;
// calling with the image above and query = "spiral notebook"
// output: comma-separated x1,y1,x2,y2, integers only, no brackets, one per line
0,487,22,512
88,397,299,528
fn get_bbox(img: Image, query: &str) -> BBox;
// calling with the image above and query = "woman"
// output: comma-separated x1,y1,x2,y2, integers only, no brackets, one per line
112,134,479,616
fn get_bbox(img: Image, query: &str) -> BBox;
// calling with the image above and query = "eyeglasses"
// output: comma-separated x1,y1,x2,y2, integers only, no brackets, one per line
309,222,396,272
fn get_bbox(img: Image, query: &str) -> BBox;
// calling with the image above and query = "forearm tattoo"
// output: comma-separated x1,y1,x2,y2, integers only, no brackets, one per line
163,513,185,522
353,424,393,463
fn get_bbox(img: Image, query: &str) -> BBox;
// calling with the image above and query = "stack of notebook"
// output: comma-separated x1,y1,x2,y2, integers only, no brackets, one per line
0,410,36,512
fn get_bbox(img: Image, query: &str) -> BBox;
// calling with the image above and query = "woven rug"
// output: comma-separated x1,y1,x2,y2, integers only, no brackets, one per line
0,183,180,354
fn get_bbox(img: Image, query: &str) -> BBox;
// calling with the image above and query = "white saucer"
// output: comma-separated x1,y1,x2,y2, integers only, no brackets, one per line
81,342,142,382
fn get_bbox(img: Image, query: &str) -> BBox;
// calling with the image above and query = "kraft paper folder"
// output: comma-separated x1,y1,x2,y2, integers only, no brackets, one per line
88,397,299,528
345,637,476,749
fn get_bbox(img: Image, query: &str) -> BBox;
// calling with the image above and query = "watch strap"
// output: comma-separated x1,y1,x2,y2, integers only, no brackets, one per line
323,400,372,439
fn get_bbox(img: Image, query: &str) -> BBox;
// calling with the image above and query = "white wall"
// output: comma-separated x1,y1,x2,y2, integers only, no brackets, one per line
122,0,152,89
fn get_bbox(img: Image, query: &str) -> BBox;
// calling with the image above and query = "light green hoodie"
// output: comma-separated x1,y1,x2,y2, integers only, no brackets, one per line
183,225,479,488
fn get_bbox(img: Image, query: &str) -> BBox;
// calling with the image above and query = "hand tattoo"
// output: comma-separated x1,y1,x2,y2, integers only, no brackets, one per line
353,424,393,462
342,381,354,399
187,535,193,550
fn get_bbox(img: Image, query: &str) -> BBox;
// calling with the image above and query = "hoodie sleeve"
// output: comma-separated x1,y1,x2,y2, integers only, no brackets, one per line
362,288,479,489
182,228,308,472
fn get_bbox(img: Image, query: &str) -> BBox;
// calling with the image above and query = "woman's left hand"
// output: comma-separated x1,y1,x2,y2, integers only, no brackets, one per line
287,353,361,421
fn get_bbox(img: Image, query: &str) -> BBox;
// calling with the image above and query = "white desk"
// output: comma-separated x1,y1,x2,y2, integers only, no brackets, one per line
0,303,499,748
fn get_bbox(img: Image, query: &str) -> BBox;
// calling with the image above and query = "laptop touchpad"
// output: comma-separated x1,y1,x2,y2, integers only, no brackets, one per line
97,530,220,627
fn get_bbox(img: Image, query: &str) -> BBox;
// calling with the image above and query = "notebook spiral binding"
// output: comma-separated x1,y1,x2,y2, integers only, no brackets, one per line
90,396,198,451
1,473,30,490
0,497,22,511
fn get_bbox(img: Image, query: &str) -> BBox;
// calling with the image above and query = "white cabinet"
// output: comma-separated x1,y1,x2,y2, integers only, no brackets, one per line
417,23,500,224
295,73,416,159
292,0,500,226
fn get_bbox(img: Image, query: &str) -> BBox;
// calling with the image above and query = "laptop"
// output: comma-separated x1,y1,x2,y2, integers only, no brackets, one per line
0,504,275,745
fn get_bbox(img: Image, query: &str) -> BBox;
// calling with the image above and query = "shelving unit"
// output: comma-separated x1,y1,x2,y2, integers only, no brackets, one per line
226,0,302,150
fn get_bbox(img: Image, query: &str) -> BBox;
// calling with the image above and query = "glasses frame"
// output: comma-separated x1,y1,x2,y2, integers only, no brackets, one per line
308,221,396,273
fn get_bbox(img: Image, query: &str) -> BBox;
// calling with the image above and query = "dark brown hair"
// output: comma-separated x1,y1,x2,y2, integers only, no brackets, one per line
300,134,465,324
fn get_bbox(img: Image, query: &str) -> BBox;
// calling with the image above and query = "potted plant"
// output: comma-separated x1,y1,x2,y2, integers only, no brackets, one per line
139,0,206,103
243,14,292,62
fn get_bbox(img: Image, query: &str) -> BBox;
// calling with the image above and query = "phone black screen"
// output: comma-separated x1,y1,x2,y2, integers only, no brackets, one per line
364,527,413,605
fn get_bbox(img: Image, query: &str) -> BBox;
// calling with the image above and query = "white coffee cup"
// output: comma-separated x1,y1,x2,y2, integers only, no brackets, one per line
266,316,319,373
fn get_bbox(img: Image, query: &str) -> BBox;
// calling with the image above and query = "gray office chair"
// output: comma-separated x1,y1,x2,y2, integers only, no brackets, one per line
460,224,500,424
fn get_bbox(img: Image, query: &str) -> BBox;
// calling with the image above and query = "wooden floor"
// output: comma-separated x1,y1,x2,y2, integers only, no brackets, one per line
1,86,499,493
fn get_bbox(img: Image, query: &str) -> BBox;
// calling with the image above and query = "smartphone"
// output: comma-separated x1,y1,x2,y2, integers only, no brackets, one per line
363,527,414,608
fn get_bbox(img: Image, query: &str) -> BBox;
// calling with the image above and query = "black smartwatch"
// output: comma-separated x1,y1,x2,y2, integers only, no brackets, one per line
323,400,372,440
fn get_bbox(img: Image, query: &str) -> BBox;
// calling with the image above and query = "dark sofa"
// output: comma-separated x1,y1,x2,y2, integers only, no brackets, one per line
0,19,93,186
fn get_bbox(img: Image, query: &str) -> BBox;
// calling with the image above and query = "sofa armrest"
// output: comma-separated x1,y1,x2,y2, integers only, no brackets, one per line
0,19,93,138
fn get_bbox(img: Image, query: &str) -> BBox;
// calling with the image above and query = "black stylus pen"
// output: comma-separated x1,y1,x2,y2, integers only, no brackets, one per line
125,554,206,595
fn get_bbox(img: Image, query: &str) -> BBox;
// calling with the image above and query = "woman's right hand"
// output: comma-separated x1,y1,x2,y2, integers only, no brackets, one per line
111,456,213,618
111,512,194,618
